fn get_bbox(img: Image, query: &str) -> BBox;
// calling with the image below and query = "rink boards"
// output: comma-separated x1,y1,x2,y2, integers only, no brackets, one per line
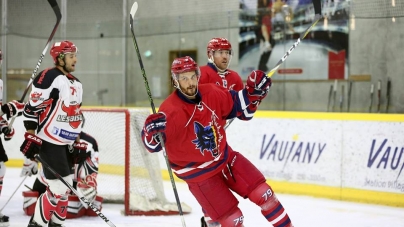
222,111,404,207
5,109,404,207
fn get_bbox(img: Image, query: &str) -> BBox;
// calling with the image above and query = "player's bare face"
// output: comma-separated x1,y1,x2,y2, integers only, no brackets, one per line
64,53,77,72
213,50,231,71
178,71,198,97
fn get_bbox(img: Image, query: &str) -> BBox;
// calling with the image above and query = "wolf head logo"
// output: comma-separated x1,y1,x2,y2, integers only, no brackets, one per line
192,121,219,157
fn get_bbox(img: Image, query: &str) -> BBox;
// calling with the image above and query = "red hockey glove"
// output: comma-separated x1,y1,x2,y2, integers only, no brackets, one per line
245,70,272,103
69,141,90,163
1,100,25,120
251,87,269,107
143,113,166,143
20,132,42,160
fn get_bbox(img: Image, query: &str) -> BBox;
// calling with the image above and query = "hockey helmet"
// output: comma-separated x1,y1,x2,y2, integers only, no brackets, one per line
171,56,200,77
50,40,78,64
207,37,232,54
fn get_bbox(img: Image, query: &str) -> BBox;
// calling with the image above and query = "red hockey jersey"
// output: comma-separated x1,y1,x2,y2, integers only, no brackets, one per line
142,84,252,182
199,63,244,91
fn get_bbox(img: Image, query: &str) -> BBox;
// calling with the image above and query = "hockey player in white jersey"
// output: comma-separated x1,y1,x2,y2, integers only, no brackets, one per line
19,40,87,227
0,50,26,227
22,131,103,219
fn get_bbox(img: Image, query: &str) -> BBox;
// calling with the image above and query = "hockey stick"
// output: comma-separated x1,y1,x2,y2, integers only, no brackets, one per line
339,85,344,112
0,176,28,213
129,3,186,227
35,155,116,227
265,0,322,78
327,84,333,112
385,78,391,113
8,0,61,128
332,80,337,112
369,84,374,113
377,80,381,113
347,80,352,112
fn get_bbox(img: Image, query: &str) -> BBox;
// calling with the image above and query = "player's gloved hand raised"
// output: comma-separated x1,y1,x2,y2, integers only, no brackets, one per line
69,141,91,163
245,70,272,103
143,113,166,143
1,100,25,120
251,87,269,107
20,157,38,177
20,132,42,160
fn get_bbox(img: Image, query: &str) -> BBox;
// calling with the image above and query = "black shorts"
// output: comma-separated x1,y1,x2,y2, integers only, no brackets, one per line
0,139,8,162
39,140,74,179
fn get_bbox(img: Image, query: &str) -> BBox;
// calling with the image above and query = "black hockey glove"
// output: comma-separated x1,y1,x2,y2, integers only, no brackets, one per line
1,100,25,120
0,117,14,140
69,141,90,163
20,132,42,160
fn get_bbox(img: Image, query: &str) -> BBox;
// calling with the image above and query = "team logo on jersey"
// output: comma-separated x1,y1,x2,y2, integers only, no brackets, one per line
192,122,219,157
228,84,236,90
59,102,83,129
30,92,43,103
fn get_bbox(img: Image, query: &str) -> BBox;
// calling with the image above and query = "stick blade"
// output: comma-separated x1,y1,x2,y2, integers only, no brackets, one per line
130,2,138,19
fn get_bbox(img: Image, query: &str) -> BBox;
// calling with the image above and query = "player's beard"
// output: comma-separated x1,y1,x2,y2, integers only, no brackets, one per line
65,64,75,73
180,85,197,98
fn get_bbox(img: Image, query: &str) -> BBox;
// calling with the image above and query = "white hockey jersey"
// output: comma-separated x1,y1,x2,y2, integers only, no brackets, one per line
23,67,84,145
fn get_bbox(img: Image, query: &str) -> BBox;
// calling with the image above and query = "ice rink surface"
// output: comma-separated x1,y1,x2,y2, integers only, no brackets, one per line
2,167,404,227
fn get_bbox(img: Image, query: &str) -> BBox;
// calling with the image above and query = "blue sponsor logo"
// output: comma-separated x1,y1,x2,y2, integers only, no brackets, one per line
259,134,326,164
367,139,404,180
52,127,59,135
59,129,79,141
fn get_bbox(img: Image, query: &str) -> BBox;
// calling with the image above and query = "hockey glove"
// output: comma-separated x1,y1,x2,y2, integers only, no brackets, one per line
0,118,14,141
143,113,166,143
245,70,272,103
20,157,38,177
77,174,97,202
3,128,15,141
1,100,25,120
20,132,42,160
251,87,269,107
69,141,91,163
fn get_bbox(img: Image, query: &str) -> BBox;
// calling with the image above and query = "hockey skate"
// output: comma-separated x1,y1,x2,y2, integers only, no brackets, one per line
48,222,65,227
0,214,9,227
27,216,41,227
201,216,221,227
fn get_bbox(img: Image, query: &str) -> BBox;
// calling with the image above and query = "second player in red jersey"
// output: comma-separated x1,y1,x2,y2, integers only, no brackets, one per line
199,37,244,91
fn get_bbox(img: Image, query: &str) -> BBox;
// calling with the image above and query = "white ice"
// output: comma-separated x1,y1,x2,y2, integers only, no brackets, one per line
2,167,404,227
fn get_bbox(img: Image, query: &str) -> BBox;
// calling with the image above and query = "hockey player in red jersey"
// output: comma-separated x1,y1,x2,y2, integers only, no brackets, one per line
0,50,25,227
20,40,87,227
141,56,293,227
199,38,244,91
22,131,102,219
